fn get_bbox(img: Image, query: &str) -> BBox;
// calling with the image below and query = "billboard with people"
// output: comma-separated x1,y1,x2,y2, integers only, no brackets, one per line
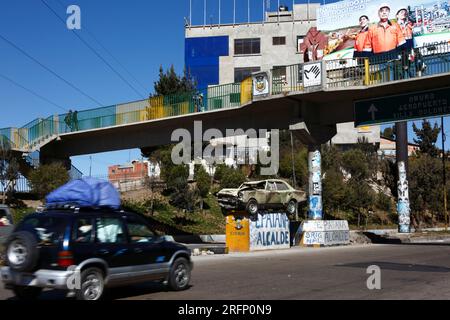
314,0,450,59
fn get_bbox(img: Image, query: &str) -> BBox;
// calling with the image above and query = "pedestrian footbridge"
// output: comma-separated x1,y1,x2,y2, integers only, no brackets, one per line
1,43,449,166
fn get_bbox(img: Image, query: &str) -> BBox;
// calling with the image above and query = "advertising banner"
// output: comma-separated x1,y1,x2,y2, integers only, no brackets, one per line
315,0,450,59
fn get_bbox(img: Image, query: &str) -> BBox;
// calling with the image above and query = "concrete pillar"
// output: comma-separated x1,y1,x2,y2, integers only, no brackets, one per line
308,145,323,220
396,121,411,233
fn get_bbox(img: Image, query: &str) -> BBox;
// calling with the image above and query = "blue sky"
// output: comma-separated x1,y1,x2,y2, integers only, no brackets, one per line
0,0,446,177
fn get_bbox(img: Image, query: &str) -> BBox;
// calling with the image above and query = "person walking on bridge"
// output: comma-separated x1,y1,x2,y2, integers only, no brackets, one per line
64,110,73,132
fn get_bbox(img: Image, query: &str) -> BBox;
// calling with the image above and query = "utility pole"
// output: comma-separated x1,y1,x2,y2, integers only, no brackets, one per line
290,131,297,188
442,117,448,231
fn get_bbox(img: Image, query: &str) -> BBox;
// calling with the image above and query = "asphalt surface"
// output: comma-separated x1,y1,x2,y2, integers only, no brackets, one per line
1,243,450,300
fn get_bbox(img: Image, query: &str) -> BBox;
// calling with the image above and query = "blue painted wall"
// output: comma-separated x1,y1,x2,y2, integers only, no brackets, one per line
185,36,229,89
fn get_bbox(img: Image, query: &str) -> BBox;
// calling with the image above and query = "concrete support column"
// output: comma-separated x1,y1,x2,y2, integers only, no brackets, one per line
308,145,323,220
396,121,411,233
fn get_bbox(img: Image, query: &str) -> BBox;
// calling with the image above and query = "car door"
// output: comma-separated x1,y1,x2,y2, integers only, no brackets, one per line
276,181,292,206
266,181,281,208
93,216,131,268
124,215,168,280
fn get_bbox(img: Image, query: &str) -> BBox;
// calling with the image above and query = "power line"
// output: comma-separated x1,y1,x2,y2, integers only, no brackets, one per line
56,0,149,94
0,33,105,107
0,72,68,112
40,0,146,99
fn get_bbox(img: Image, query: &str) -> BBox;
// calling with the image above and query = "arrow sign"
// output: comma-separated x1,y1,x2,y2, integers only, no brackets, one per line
368,104,378,120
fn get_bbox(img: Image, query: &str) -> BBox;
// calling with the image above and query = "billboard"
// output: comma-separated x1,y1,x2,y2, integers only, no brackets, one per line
314,0,450,59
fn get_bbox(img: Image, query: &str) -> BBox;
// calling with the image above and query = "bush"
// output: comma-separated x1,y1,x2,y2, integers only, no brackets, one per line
28,163,69,200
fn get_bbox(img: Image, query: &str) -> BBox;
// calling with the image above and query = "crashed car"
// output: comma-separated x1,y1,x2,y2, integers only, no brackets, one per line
217,179,306,215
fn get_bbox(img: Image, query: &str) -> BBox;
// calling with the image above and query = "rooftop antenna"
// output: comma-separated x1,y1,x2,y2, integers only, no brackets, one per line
278,0,280,25
189,0,192,28
233,0,236,27
292,0,295,22
248,0,250,25
204,0,207,28
263,0,265,25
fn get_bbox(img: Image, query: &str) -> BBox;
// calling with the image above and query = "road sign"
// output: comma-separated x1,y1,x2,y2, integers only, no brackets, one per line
354,87,450,127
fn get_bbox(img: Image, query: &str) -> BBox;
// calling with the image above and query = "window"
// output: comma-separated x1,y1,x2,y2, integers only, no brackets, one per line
20,217,67,245
297,36,305,52
235,38,260,55
267,182,277,191
73,218,94,243
96,218,125,244
273,37,286,46
234,67,261,83
127,220,155,243
276,182,290,191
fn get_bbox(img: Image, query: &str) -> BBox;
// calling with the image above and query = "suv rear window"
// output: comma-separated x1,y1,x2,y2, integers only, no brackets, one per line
0,209,12,226
19,216,68,245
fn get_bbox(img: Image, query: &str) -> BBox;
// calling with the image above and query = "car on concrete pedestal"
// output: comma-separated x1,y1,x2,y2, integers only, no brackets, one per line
216,179,306,216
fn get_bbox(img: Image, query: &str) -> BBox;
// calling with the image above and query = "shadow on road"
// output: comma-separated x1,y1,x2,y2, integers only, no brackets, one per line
6,282,192,301
336,261,450,273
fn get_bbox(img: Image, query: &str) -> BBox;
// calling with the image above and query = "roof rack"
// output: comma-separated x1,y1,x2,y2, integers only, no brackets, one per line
42,203,124,214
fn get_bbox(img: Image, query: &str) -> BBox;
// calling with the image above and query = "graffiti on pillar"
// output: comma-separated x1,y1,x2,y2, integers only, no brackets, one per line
309,150,323,220
397,161,411,233
309,195,323,220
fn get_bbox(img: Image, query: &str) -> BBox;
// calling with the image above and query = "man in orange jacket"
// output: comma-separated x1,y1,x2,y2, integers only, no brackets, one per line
396,7,414,49
363,4,406,55
354,15,371,57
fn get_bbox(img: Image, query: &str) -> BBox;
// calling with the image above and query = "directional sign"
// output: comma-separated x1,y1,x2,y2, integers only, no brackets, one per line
354,87,450,127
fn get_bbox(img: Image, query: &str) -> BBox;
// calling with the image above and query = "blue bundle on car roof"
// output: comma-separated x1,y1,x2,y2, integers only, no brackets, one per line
46,178,121,209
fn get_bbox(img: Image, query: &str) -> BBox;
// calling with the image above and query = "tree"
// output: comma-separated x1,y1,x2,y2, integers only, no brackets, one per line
0,141,20,204
413,120,441,157
195,165,211,212
153,65,196,96
278,146,308,188
382,126,396,140
214,164,246,189
409,154,443,225
28,163,69,201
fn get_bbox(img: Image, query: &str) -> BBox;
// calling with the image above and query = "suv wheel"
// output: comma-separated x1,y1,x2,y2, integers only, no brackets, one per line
76,268,105,301
246,199,259,216
6,231,39,272
287,200,297,215
12,285,42,300
168,257,191,291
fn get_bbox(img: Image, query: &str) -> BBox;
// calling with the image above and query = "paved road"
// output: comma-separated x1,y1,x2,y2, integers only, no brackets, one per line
1,244,450,300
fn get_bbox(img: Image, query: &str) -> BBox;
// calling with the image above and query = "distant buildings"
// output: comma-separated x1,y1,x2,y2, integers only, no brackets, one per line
378,137,420,159
108,160,160,192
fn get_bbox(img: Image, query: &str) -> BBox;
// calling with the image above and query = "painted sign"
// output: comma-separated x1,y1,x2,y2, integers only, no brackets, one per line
301,220,350,246
252,72,270,97
354,87,450,127
315,0,450,59
226,215,250,252
249,213,290,251
303,62,323,88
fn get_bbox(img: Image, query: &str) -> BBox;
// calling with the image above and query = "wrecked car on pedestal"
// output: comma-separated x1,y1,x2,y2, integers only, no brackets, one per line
217,179,306,216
